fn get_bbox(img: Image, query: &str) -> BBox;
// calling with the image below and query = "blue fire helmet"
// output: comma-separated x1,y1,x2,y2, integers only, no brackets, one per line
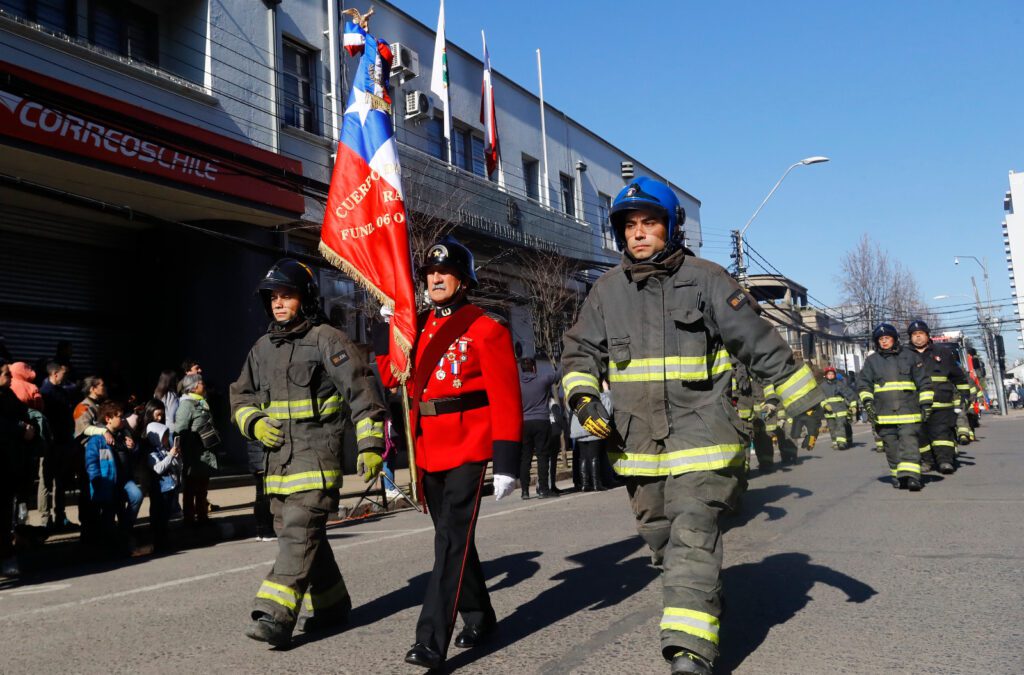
872,322,900,347
609,177,685,250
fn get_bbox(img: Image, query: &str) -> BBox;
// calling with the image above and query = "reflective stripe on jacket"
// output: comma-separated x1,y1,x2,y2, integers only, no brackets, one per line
561,251,823,478
820,379,857,418
856,346,932,424
909,343,968,408
230,322,385,495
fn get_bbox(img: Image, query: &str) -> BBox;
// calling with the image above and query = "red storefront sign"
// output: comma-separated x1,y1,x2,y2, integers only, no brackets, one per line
0,61,305,214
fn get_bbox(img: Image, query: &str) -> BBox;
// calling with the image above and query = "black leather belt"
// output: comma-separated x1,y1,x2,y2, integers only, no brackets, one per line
419,390,489,416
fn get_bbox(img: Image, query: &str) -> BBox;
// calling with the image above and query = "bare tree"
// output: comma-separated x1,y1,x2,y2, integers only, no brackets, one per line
516,249,586,361
836,233,935,336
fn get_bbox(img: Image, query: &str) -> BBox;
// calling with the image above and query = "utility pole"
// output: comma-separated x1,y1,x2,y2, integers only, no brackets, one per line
970,275,1008,416
730,229,744,279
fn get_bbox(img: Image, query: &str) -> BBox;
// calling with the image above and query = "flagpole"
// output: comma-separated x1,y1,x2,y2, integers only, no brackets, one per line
431,0,453,164
399,382,420,506
537,48,550,208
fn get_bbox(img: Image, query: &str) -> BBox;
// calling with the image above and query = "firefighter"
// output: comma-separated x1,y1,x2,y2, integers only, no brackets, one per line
856,323,932,491
375,236,522,671
561,177,823,675
907,321,968,473
231,259,386,647
820,366,857,449
751,379,780,470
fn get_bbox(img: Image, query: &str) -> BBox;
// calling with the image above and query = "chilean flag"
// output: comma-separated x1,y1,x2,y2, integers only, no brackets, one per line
320,25,416,382
480,31,500,178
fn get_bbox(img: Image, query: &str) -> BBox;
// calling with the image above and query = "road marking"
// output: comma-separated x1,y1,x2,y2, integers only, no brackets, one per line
0,582,72,597
0,490,585,622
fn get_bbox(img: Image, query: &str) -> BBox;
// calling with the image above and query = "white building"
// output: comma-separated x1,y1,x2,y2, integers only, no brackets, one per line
1002,170,1024,350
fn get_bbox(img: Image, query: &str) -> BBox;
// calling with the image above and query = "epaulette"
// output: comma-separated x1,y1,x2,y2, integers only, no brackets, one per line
484,311,509,327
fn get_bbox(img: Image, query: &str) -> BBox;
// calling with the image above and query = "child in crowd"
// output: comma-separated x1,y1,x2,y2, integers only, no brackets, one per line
146,421,181,552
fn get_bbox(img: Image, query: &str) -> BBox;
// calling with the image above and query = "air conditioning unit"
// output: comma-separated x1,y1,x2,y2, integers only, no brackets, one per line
405,91,430,121
390,42,419,80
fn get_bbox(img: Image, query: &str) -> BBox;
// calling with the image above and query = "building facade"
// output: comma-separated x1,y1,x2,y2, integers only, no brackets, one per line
1002,170,1024,350
0,0,699,464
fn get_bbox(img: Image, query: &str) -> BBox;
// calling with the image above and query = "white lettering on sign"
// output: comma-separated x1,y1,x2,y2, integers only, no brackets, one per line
9,92,219,183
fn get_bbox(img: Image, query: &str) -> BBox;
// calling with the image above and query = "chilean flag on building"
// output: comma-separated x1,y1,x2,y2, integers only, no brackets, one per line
320,23,416,382
480,31,500,178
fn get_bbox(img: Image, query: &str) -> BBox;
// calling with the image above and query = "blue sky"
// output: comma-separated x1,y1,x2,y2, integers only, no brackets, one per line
392,0,1023,354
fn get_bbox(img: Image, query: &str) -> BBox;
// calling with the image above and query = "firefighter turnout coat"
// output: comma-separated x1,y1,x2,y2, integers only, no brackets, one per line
561,251,823,479
856,347,933,425
910,343,969,411
230,321,386,495
820,378,857,418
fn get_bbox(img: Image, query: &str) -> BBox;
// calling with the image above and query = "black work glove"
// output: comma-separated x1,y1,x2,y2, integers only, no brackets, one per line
863,400,879,426
920,406,931,423
571,394,612,439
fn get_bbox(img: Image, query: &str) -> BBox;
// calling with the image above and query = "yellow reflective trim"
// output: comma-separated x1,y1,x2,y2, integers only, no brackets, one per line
777,365,815,409
660,608,720,645
874,381,915,393
607,445,744,477
235,406,261,431
919,444,932,452
303,579,350,611
932,440,956,448
257,592,297,610
878,413,921,424
896,462,921,474
264,470,342,495
919,391,934,402
257,580,300,610
563,372,599,399
931,376,949,383
933,401,955,408
858,391,873,401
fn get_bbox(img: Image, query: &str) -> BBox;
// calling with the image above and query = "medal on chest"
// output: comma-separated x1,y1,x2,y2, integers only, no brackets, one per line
437,339,471,387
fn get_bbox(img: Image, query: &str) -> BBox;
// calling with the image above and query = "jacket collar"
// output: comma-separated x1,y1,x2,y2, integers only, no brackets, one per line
623,247,685,284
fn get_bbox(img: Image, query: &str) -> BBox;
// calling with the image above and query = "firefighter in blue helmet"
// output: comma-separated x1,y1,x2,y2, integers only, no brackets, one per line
907,320,968,473
561,177,823,675
856,323,932,490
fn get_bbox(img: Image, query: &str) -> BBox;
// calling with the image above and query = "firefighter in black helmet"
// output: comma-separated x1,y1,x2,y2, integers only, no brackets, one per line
856,323,932,491
906,320,968,474
230,258,386,647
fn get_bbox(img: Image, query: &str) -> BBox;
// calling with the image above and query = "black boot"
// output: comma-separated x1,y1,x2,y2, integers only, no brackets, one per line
589,457,605,491
580,458,593,492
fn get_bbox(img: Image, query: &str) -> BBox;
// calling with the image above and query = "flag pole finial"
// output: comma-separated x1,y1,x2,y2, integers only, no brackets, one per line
341,6,375,31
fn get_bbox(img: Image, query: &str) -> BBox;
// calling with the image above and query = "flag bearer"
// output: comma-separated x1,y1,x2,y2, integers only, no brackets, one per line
231,259,386,647
561,177,822,675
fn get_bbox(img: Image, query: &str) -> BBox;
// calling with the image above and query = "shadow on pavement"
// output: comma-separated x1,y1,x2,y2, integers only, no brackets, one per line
445,536,657,672
717,552,876,673
873,474,946,487
723,485,813,532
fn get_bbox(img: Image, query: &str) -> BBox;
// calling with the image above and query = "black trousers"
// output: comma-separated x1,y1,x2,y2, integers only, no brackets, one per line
519,419,551,489
417,461,494,659
919,409,957,466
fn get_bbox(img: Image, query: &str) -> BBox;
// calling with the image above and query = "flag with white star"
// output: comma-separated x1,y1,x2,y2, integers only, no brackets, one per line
320,25,416,382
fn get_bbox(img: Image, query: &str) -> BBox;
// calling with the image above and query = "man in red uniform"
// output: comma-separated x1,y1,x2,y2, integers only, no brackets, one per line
376,236,522,671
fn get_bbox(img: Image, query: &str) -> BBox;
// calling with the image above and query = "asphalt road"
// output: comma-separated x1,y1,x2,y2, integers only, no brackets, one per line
2,414,1023,674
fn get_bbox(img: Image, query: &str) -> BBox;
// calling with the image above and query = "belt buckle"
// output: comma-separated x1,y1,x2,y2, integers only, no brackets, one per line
421,400,437,416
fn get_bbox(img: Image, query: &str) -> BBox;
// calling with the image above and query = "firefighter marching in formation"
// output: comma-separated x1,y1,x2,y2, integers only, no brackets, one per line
820,366,857,450
906,320,969,474
375,235,523,672
856,323,933,491
561,177,822,675
231,259,387,647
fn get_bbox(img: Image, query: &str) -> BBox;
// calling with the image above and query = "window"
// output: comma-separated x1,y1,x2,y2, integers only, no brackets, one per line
90,0,159,65
598,192,615,248
425,116,446,160
1,0,74,34
522,156,539,201
560,173,575,218
282,39,317,133
453,126,486,177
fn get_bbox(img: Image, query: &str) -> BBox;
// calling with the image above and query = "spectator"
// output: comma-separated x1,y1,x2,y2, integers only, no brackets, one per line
154,370,180,429
1009,386,1020,410
74,376,109,543
9,362,43,411
382,391,407,502
146,421,181,553
40,362,78,531
518,357,559,499
177,358,202,395
173,374,219,526
1,361,36,577
84,400,129,552
569,389,613,492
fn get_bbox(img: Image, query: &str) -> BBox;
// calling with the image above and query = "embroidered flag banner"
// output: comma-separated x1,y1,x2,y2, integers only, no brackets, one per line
320,22,416,382
480,31,500,178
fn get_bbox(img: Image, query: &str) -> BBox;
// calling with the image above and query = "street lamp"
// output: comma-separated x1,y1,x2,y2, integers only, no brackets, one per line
735,156,830,279
953,256,1008,416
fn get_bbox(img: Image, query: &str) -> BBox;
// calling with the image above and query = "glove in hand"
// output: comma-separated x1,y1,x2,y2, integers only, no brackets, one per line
762,402,778,416
254,417,285,449
493,474,515,501
572,395,612,439
920,406,931,423
356,451,383,482
863,400,879,425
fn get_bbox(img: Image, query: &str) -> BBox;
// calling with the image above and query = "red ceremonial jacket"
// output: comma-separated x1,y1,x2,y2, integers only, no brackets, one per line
377,304,523,475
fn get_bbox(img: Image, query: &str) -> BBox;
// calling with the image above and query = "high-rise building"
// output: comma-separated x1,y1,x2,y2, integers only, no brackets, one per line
1002,170,1024,349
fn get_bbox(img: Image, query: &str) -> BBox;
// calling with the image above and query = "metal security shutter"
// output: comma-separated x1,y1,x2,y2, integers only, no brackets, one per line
0,205,137,375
